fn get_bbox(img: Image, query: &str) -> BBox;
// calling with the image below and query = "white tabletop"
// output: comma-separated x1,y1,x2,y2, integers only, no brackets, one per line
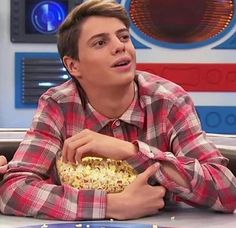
1,131,236,228
1,205,236,228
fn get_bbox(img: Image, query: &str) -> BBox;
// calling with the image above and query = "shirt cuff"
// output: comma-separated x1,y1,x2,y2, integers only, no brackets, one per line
126,140,191,195
126,140,165,172
77,189,107,220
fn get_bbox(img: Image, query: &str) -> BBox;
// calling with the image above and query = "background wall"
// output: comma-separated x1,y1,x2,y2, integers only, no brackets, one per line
0,0,57,128
1,0,236,131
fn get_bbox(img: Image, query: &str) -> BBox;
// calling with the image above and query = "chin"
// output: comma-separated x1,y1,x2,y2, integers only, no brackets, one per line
122,71,135,83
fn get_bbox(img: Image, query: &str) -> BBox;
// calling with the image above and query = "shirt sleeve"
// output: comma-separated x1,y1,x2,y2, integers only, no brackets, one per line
127,93,236,213
0,95,107,220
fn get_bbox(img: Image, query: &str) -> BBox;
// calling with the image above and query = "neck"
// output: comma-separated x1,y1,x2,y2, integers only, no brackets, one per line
84,82,135,118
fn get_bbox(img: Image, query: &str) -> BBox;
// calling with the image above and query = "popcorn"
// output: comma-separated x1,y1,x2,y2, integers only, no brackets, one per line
56,157,137,193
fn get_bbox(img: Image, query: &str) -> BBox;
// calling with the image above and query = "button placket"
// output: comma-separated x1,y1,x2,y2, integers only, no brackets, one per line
111,119,120,129
111,119,124,139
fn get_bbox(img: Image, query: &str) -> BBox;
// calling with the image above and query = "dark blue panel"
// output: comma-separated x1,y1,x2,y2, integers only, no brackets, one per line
26,0,68,34
15,52,61,108
213,32,236,49
196,106,236,134
131,36,151,49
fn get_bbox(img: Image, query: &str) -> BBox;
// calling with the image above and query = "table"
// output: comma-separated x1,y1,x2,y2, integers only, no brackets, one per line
1,130,236,228
1,205,236,228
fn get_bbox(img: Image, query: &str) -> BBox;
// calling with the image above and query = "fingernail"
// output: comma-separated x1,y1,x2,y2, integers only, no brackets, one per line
154,162,160,168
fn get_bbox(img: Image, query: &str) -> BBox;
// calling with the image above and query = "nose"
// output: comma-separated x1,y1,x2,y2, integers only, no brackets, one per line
111,37,125,55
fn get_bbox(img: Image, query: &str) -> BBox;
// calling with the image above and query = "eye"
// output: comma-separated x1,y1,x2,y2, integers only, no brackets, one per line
119,33,130,42
94,39,106,48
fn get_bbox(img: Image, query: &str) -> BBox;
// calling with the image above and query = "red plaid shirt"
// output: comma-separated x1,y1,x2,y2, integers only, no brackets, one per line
1,71,236,220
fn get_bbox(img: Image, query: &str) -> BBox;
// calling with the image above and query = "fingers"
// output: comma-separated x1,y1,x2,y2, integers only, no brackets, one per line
134,163,166,198
138,163,160,184
61,129,112,164
0,164,8,174
62,131,91,163
0,155,7,166
74,143,93,163
0,156,8,174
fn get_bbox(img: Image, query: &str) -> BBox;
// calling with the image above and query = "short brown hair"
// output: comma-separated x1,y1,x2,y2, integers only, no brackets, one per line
57,0,130,60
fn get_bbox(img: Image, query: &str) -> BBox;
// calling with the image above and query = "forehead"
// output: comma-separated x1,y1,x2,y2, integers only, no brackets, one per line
79,16,127,40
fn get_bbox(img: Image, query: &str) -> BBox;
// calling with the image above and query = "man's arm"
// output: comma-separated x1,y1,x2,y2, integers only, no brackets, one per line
0,96,108,220
127,94,236,213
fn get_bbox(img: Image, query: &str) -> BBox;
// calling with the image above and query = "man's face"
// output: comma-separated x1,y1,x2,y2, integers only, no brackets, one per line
74,16,136,90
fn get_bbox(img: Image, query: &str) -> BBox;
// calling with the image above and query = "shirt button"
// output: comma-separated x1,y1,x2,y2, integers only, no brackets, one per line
149,152,154,158
111,120,120,129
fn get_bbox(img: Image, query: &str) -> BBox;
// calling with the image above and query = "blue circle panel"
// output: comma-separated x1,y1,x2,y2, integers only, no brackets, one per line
31,1,66,34
205,112,222,128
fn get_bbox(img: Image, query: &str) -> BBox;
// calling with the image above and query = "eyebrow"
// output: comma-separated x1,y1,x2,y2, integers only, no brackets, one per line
87,28,129,44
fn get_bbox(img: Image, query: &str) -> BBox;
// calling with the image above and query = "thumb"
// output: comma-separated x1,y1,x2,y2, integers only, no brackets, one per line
139,162,160,184
0,164,8,174
0,155,7,166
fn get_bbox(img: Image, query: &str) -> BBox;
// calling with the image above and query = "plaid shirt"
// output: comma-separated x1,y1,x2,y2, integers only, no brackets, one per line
1,71,236,220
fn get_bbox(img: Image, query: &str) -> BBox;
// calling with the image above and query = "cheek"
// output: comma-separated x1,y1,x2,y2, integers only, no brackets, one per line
127,44,136,58
80,59,106,79
81,53,104,65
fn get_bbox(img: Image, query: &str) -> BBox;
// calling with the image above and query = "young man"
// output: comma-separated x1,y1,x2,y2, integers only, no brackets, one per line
0,0,235,221
0,155,7,174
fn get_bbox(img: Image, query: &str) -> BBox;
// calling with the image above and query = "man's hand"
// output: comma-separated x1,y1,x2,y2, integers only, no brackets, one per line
62,129,137,163
106,163,166,220
0,155,8,174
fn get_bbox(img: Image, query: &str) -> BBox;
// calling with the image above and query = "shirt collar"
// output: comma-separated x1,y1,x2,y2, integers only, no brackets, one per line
85,80,145,132
119,82,144,129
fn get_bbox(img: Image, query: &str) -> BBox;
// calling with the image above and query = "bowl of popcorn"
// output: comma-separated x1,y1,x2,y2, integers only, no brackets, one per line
56,157,137,193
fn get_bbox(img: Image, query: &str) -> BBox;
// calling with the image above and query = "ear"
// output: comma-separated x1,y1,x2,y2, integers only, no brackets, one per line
63,56,81,78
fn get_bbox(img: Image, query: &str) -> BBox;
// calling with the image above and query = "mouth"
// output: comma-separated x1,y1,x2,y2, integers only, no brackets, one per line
111,58,131,68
